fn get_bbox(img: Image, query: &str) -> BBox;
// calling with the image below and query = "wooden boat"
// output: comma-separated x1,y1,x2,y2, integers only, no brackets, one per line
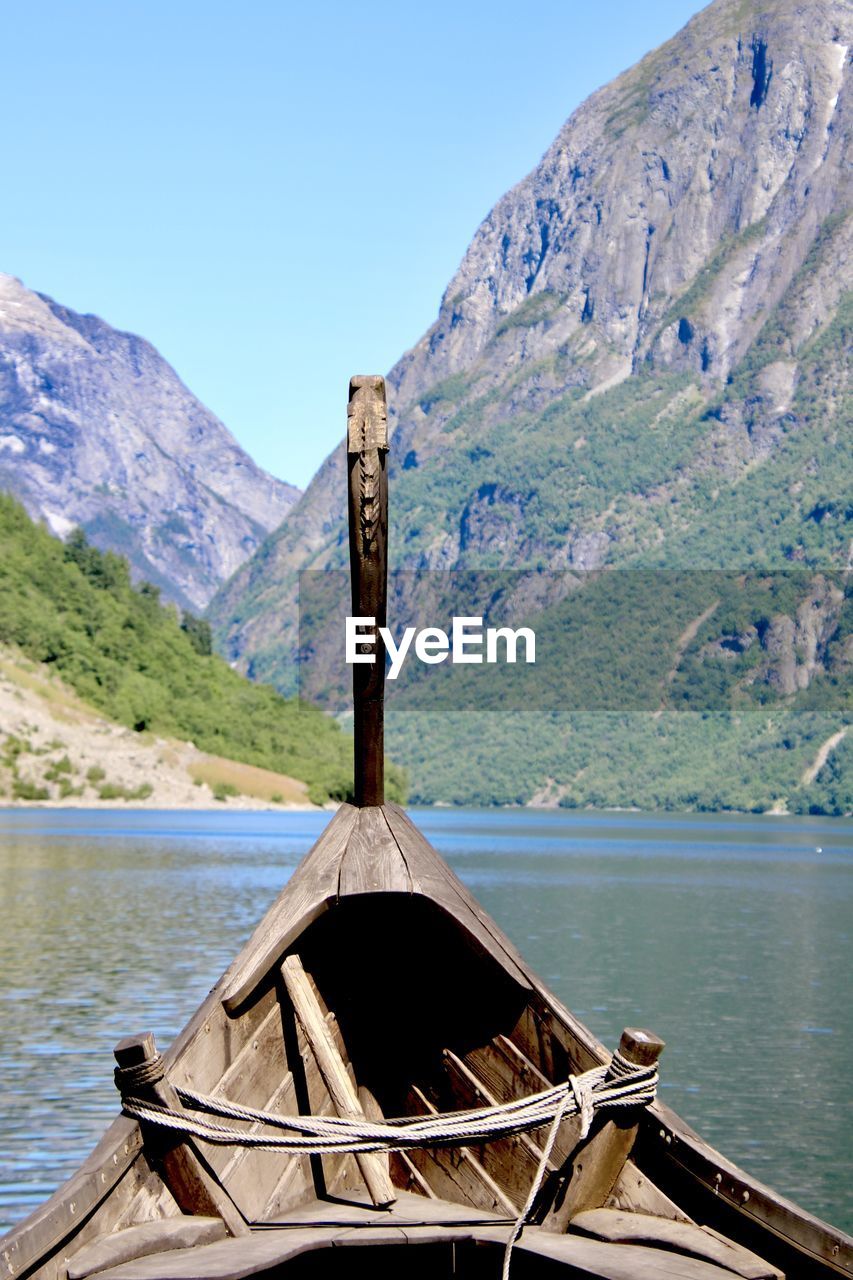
3,377,851,1280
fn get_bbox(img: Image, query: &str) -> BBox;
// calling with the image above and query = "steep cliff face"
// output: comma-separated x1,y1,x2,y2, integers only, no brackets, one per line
0,275,299,610
211,0,851,687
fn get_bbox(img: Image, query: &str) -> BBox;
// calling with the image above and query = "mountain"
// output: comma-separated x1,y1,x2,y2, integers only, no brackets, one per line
208,0,850,812
212,0,850,685
0,274,300,611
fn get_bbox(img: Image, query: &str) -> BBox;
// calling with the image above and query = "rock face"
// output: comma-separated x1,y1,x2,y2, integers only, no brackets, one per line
0,275,300,610
211,0,851,688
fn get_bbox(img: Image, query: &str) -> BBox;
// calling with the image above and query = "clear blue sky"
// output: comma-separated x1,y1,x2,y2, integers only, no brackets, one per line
2,0,706,489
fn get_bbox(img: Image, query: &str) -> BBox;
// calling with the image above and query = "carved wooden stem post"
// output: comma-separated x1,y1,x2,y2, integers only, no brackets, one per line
347,375,388,808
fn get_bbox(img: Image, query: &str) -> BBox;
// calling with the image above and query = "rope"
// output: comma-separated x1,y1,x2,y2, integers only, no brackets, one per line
118,1052,657,1156
501,1070,578,1280
114,1054,165,1094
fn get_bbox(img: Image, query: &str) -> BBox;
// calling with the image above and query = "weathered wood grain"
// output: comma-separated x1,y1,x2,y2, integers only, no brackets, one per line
195,1000,291,1194
346,375,389,808
404,1085,517,1216
66,1219,226,1280
212,1055,304,1222
570,1208,783,1279
85,1191,750,1280
113,1036,247,1238
636,1098,853,1277
441,1048,557,1207
606,1160,693,1224
388,1152,436,1200
382,804,531,989
337,806,411,896
221,805,358,1013
281,955,395,1208
0,1121,146,1280
556,1028,665,1226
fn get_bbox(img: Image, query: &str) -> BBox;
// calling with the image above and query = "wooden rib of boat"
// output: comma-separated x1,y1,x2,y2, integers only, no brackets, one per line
3,376,851,1280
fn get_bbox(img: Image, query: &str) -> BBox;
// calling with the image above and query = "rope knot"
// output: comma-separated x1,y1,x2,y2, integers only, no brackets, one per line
568,1073,594,1140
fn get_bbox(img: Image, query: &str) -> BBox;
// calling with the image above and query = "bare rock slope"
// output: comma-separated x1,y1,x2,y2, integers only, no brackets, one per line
0,275,300,610
212,0,851,688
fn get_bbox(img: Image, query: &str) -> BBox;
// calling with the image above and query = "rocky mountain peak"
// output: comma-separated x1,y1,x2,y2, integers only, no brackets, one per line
211,0,850,689
0,275,300,610
391,0,850,408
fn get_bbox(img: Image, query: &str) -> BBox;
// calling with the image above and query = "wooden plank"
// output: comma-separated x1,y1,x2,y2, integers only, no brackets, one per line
281,955,396,1207
289,1001,361,1203
169,816,362,1102
462,1034,584,1169
337,805,411,896
0,1120,145,1280
464,1033,550,1104
570,1209,783,1279
388,1151,436,1199
607,1160,694,1224
511,995,604,1082
358,1083,391,1183
482,1227,761,1280
441,1048,556,1207
194,1000,292,1192
257,1154,313,1225
213,1059,305,1221
66,1219,227,1280
209,995,355,1219
222,804,358,1013
381,804,531,989
635,1099,853,1277
6,1151,178,1280
110,1167,180,1235
113,1035,248,1238
557,1028,666,1226
87,1205,750,1280
404,1085,517,1217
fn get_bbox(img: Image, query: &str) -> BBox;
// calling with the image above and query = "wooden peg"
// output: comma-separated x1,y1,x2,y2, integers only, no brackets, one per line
550,1027,665,1226
114,1034,248,1237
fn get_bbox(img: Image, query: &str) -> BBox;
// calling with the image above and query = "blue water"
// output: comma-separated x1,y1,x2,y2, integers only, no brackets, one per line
0,806,850,1234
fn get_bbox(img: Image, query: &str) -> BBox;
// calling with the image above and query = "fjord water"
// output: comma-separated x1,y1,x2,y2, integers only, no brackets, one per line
0,808,850,1235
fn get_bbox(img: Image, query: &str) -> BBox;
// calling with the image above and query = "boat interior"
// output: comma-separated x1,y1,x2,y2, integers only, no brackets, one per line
7,803,851,1280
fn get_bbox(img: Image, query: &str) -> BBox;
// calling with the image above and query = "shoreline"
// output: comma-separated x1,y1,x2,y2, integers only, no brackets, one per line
0,800,848,820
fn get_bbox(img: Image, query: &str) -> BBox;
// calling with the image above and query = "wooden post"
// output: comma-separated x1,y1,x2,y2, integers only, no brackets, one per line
347,375,388,808
553,1027,665,1225
282,955,396,1207
113,1034,249,1237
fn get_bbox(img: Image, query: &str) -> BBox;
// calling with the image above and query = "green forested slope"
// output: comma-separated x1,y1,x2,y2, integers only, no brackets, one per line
0,495,404,804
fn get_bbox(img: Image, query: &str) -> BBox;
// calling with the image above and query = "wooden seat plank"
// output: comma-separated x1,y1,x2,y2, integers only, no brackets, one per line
89,1193,748,1280
570,1209,784,1279
66,1219,227,1280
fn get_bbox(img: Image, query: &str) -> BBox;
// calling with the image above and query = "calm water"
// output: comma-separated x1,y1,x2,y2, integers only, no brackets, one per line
0,807,850,1235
